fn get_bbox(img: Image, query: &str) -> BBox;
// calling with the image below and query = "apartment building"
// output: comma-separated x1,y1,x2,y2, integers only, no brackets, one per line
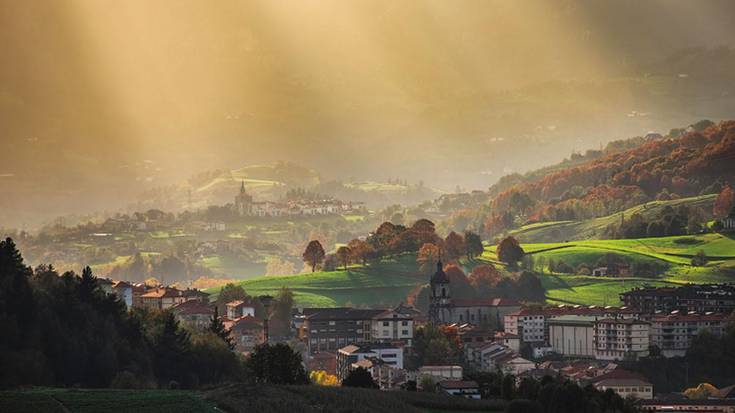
594,318,650,361
650,312,728,357
504,309,548,343
304,308,384,354
371,304,418,347
621,284,735,314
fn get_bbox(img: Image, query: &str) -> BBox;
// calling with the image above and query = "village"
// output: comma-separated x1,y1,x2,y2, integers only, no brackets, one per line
96,261,735,412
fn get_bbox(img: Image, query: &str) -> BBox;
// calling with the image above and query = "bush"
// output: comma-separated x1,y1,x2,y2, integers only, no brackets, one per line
691,250,708,267
505,399,543,413
110,371,148,389
674,237,700,245
554,261,574,274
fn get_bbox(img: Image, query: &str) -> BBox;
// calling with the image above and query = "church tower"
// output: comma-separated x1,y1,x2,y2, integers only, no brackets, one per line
234,181,253,216
429,260,451,325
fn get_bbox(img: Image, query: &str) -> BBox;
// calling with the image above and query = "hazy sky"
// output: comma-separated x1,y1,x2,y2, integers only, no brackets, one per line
1,0,735,226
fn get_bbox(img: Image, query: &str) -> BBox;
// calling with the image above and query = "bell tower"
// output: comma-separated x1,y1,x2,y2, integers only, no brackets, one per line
429,260,451,325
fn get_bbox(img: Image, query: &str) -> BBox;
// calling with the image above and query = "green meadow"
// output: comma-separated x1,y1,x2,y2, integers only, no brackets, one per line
482,232,735,306
207,254,427,307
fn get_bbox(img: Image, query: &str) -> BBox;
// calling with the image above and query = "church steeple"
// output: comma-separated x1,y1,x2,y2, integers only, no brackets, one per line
240,180,246,194
429,259,451,325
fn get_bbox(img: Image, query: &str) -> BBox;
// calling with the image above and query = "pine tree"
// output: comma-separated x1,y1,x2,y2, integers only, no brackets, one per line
209,306,234,350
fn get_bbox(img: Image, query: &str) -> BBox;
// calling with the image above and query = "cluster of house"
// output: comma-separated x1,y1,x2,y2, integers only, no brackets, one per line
101,264,735,407
98,278,269,355
233,181,361,217
98,279,209,310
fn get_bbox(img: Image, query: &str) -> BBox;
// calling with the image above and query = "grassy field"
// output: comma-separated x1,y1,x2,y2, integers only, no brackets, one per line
482,232,735,306
0,389,218,413
201,230,734,308
206,254,428,307
205,384,505,413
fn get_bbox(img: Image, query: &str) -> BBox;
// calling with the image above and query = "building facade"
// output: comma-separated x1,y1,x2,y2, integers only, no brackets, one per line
621,284,735,314
371,304,417,347
336,343,404,382
594,318,650,361
650,312,728,357
548,315,596,358
304,308,384,354
230,315,265,354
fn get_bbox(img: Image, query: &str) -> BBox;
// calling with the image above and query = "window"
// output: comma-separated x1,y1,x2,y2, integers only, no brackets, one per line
402,321,408,326
402,330,409,335
329,321,336,326
383,321,390,327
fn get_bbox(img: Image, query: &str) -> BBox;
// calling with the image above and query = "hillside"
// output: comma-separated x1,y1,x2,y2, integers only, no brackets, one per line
207,255,427,308
493,120,734,223
134,162,321,212
439,121,735,238
508,194,717,243
482,233,735,306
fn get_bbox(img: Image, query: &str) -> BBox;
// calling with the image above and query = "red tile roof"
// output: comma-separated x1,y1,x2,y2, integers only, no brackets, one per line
172,300,213,316
438,380,479,389
453,298,520,307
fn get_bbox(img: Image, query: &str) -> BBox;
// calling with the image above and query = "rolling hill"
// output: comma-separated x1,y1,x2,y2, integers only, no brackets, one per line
207,255,427,308
482,233,735,306
508,194,717,243
208,228,735,308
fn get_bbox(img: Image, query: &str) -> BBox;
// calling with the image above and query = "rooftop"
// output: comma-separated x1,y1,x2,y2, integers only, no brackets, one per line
305,307,385,321
438,380,479,389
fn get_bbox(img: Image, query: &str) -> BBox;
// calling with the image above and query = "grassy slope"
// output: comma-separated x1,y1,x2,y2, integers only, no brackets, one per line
0,389,218,413
482,233,735,306
206,254,428,308
509,194,717,243
203,231,733,309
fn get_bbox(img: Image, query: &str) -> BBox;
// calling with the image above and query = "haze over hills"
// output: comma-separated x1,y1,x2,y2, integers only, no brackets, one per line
2,0,735,229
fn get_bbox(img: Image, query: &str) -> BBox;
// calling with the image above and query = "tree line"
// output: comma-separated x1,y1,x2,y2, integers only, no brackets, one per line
0,237,306,389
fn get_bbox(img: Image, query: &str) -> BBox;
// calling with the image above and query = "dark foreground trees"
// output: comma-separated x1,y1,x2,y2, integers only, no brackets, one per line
342,367,377,388
0,237,247,389
246,343,308,385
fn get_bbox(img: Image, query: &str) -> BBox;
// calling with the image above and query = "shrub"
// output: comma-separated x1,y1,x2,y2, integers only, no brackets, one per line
674,237,700,245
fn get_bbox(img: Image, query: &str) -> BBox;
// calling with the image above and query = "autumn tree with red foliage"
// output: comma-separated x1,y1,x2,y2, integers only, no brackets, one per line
497,236,524,266
714,185,735,218
444,231,465,262
469,264,501,295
